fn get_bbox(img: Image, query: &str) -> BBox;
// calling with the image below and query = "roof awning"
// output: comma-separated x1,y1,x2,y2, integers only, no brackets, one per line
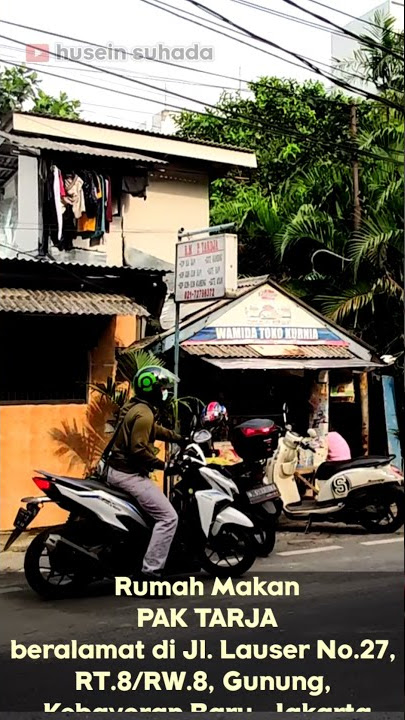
0,288,149,317
0,130,167,165
203,358,383,370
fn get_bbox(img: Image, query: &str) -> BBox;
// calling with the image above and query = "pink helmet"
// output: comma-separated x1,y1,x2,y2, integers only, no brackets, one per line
202,401,228,424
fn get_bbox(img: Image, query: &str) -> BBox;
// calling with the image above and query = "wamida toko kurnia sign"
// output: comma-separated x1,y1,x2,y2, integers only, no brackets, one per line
175,234,238,303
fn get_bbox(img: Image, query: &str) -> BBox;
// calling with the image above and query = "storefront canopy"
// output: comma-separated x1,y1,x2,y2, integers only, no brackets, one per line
124,276,384,370
203,358,383,370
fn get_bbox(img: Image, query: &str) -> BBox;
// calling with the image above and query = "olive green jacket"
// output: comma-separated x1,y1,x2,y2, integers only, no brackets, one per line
109,399,180,475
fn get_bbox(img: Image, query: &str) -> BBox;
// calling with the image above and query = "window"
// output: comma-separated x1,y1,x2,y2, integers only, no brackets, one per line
0,315,106,404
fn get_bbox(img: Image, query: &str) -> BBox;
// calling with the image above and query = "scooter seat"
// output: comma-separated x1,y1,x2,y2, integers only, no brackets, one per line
36,470,140,503
316,456,393,481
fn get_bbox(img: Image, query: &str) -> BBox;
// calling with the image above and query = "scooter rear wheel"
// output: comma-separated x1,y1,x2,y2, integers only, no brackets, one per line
24,528,89,599
360,486,404,534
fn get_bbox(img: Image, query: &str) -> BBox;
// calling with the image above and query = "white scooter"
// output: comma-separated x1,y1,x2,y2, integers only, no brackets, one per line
266,423,404,533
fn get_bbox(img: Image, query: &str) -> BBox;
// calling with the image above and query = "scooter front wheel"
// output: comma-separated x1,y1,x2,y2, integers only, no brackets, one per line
200,526,256,578
360,486,405,534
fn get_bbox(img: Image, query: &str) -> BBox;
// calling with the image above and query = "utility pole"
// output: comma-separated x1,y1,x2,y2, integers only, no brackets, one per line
350,104,368,454
350,103,361,232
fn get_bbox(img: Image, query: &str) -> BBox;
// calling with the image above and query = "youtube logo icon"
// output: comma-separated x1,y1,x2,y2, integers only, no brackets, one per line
26,44,49,62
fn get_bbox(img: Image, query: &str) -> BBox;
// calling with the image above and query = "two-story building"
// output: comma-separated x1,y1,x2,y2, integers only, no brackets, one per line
0,113,257,531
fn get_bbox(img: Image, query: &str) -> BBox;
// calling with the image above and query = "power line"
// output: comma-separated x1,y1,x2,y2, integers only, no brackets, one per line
225,0,401,87
143,0,372,88
179,0,404,111
0,15,389,118
279,0,404,59
0,17,252,86
0,44,246,91
145,0,371,84
304,0,404,37
0,11,376,96
229,0,348,37
1,57,402,166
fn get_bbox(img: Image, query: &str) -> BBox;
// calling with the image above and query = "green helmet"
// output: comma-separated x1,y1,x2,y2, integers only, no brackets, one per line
133,365,179,406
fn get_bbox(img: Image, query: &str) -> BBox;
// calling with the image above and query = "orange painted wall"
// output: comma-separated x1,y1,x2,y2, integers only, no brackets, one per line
0,314,153,532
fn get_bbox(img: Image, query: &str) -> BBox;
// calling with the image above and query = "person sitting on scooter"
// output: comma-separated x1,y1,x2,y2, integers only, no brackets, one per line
107,366,183,580
327,424,351,462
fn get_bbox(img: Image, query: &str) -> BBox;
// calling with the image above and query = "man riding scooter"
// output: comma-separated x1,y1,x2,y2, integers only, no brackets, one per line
107,366,182,581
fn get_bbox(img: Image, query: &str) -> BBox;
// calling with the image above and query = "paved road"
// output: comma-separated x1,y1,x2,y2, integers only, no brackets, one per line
0,526,402,715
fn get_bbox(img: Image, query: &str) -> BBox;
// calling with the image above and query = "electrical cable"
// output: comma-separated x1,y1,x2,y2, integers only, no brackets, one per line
0,17,253,87
0,12,390,99
304,0,403,37
144,0,371,84
1,57,403,166
279,0,404,59
178,0,404,110
1,14,393,119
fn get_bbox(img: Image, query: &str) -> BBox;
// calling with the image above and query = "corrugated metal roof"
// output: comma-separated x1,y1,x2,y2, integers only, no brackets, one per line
15,112,255,154
183,344,259,358
0,130,166,165
204,358,383,371
182,344,355,359
0,254,167,273
0,288,149,317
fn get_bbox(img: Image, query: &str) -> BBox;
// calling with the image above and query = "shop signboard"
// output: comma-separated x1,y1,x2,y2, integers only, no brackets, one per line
175,234,237,303
187,284,348,346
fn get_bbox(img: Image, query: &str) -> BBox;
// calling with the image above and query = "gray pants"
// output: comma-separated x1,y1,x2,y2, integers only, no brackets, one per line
107,468,178,575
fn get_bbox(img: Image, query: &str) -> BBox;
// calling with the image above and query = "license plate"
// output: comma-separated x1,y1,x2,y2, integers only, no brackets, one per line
247,484,279,504
13,506,38,530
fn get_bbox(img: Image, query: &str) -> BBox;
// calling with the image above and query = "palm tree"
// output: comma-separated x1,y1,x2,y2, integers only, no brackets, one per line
50,349,202,475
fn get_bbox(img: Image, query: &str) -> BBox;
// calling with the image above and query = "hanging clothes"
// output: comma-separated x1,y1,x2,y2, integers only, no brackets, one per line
63,173,86,219
59,170,66,198
44,165,60,248
77,173,102,236
105,175,113,224
122,171,148,199
77,169,98,218
52,166,63,243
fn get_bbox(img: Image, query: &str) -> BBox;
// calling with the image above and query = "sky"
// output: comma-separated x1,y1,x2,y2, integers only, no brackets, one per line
0,0,403,130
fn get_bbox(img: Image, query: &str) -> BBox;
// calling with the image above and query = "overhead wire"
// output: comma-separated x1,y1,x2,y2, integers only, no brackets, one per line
303,0,404,37
1,56,403,166
176,0,404,110
0,17,254,86
143,0,370,84
0,11,392,98
278,0,404,59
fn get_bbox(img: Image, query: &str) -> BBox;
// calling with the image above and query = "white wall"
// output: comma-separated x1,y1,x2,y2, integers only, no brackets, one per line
122,169,210,266
0,174,18,258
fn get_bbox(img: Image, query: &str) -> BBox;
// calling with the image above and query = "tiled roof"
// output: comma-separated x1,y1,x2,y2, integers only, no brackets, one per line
0,288,149,317
181,343,354,359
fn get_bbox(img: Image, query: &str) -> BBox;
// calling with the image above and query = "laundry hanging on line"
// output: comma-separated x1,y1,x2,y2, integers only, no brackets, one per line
45,165,114,251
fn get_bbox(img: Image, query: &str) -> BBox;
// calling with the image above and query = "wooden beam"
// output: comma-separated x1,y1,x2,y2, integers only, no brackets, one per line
359,372,370,455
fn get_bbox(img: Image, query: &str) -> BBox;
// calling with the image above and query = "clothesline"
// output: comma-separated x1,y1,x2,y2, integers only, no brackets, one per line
44,164,148,252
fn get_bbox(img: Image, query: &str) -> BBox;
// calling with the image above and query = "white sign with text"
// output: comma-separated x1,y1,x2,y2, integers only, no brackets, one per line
175,234,238,303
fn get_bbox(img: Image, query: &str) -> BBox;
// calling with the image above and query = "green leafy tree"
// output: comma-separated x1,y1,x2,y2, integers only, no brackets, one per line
0,66,39,116
0,64,81,119
32,89,81,119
